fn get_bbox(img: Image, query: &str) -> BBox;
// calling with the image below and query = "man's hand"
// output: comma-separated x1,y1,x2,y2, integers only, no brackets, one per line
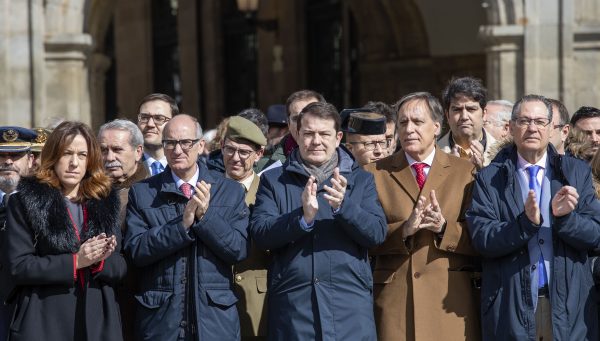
552,186,579,217
76,233,110,269
420,190,446,233
182,181,211,229
525,190,541,225
323,167,347,211
302,176,319,225
403,196,426,238
469,140,484,169
193,181,211,220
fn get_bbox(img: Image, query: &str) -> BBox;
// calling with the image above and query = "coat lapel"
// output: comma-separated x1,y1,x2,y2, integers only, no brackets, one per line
420,149,450,196
389,152,420,202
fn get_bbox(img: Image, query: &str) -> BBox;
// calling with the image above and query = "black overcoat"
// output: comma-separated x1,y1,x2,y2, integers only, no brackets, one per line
3,177,126,341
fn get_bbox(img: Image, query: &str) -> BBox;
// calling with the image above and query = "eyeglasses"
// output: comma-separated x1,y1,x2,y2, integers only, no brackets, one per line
553,124,566,129
222,145,256,160
138,113,171,125
513,117,551,128
347,140,390,151
162,139,200,150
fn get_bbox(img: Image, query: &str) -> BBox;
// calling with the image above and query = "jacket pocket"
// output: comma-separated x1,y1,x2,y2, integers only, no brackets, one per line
206,289,238,308
256,277,267,294
372,270,395,285
134,290,173,309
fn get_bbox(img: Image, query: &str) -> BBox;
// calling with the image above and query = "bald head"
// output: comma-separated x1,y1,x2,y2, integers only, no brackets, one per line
163,114,205,180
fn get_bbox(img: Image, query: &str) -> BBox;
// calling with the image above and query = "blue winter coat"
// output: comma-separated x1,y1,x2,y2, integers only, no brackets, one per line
250,147,387,341
466,145,600,340
124,162,249,341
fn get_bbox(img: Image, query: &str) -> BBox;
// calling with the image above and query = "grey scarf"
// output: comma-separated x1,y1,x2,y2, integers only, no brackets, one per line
301,150,339,184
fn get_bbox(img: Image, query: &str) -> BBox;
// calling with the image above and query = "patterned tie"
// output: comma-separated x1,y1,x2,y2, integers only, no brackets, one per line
527,165,548,288
412,163,427,190
151,161,164,176
180,183,192,199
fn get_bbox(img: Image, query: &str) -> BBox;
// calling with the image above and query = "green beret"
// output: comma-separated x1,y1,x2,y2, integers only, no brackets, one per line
226,116,267,147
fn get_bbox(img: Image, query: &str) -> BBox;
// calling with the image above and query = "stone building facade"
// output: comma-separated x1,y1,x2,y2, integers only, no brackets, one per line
1,0,599,129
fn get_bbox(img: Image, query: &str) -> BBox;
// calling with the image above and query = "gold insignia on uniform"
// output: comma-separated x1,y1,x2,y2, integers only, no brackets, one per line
33,128,48,144
2,129,18,142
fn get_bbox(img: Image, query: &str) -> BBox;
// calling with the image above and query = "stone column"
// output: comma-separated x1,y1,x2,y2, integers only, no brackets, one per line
89,52,111,129
0,0,45,127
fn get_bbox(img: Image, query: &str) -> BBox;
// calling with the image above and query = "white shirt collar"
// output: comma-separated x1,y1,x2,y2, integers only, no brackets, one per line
144,153,167,168
405,147,436,168
171,167,200,192
517,151,547,171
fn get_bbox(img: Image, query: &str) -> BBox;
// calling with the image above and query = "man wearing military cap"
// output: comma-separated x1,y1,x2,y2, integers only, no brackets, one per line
30,127,51,171
343,109,389,166
220,116,270,340
265,104,289,151
0,126,36,341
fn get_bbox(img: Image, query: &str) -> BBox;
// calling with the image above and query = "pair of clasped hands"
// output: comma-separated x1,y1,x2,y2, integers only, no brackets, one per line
182,181,212,229
302,168,347,225
403,190,446,239
525,186,579,225
76,233,117,269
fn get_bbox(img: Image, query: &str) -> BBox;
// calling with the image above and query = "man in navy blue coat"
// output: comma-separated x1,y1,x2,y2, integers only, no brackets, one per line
125,114,249,341
467,95,600,340
250,102,387,341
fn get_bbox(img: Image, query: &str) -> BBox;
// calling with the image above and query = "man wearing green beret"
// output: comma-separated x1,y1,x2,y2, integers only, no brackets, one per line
222,116,269,340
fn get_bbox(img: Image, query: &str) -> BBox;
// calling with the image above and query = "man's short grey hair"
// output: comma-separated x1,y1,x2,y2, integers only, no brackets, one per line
98,119,144,148
511,95,553,121
486,99,513,125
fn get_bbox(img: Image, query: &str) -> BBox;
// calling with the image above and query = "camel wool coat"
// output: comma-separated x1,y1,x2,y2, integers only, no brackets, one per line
364,148,481,341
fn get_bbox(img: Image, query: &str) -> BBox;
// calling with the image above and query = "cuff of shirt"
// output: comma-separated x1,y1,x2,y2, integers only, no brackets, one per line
300,216,314,230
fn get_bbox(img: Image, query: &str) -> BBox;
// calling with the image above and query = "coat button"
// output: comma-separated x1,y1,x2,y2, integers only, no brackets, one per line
181,277,187,284
414,272,421,279
532,264,536,270
180,320,187,328
235,274,243,282
539,239,544,245
447,244,455,251
314,277,319,284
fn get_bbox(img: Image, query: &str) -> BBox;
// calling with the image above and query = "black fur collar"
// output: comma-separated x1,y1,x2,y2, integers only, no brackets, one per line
16,177,120,255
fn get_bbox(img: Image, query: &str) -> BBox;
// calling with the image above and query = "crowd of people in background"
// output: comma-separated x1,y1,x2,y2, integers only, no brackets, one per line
0,76,599,341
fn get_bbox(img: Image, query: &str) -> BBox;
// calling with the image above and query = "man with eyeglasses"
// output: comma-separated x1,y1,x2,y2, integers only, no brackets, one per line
467,94,600,340
136,93,179,176
214,116,270,340
125,114,250,340
0,126,36,341
363,101,398,155
343,110,389,166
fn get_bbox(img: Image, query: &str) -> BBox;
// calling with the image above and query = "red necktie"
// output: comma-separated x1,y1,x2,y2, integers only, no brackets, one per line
180,183,192,199
412,163,427,190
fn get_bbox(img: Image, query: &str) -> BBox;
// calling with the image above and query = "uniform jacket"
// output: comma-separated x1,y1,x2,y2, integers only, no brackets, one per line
438,128,498,167
124,161,249,341
466,145,600,340
250,146,387,341
208,152,270,338
3,177,126,341
364,149,481,341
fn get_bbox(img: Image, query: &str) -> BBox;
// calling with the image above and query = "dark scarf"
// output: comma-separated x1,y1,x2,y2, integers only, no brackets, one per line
16,177,120,255
300,150,339,184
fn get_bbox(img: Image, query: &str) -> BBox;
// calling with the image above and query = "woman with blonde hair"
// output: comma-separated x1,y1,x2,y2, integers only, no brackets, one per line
3,121,126,341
